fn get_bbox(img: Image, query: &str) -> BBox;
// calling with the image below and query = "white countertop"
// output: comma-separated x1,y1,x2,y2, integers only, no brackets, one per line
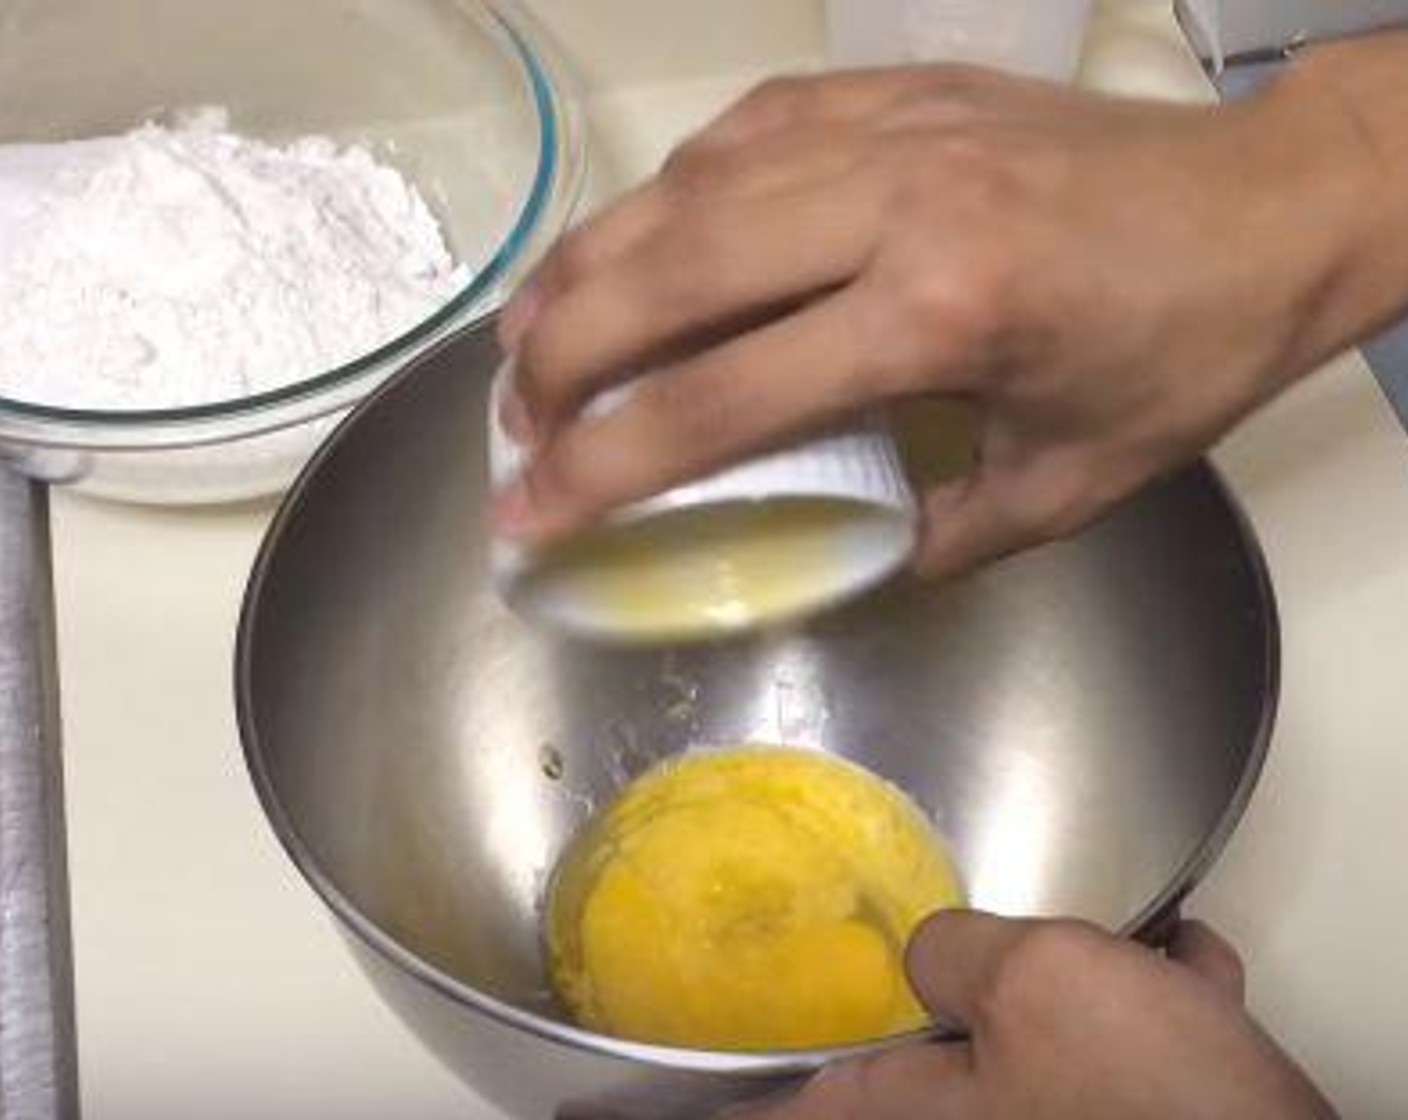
53,3,1408,1117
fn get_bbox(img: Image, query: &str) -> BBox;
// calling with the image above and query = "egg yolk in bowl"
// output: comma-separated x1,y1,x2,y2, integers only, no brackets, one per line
546,746,965,1052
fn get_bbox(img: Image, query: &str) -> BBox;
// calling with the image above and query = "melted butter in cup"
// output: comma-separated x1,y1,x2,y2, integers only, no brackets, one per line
510,497,915,643
490,363,917,644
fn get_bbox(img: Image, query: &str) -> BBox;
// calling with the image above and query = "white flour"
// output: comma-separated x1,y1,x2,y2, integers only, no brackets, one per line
0,109,468,410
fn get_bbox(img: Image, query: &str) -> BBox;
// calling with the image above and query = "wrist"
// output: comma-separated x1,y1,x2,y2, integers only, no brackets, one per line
1254,34,1408,369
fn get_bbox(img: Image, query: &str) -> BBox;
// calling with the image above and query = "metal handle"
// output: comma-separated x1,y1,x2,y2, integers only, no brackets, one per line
0,470,79,1120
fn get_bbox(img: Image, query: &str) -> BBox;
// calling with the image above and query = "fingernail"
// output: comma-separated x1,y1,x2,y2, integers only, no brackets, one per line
491,480,541,541
499,382,537,447
498,283,541,354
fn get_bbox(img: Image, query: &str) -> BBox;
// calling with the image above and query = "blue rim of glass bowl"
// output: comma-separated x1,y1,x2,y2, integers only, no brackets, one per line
0,6,570,446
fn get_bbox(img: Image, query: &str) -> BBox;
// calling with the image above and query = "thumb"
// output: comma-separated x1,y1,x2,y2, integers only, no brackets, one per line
904,909,1035,1030
914,451,1113,581
912,476,1032,581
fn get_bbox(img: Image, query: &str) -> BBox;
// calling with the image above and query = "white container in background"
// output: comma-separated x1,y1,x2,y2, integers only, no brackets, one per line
825,0,1095,81
489,363,917,646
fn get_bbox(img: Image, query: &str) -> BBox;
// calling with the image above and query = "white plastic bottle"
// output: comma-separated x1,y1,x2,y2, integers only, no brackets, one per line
825,0,1095,81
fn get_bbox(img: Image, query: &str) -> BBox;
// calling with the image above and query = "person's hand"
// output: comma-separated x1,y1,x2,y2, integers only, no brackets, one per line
738,912,1336,1120
493,45,1408,576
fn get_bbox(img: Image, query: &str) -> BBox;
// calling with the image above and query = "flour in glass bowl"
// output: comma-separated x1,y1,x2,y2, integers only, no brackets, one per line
0,108,469,411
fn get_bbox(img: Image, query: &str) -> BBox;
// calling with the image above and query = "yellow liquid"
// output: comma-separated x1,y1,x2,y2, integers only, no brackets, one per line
517,499,910,641
546,747,965,1051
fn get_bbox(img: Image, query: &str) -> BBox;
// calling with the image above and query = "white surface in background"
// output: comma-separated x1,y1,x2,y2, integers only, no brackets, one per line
53,2,1408,1117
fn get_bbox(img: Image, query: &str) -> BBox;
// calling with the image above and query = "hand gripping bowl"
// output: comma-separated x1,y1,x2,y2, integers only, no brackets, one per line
0,0,582,503
236,327,1278,1119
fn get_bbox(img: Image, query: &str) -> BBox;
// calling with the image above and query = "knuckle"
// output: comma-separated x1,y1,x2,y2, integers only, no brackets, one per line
660,136,727,188
637,371,731,455
546,227,602,289
660,137,766,198
984,922,1107,1015
527,435,608,522
678,76,813,169
891,260,1004,358
1020,921,1108,970
524,446,576,510
515,323,563,404
516,328,601,425
889,263,953,327
736,75,811,126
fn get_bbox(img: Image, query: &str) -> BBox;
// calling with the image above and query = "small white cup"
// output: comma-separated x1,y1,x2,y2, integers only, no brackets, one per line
489,363,918,645
825,0,1095,81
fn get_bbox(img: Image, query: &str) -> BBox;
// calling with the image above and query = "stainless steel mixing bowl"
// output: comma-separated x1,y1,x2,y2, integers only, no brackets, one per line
237,327,1277,1119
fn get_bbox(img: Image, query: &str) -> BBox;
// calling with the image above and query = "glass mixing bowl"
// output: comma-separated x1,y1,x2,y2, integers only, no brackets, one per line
0,0,584,503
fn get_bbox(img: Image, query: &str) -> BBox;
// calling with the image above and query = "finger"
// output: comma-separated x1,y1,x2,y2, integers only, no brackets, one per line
494,293,875,541
514,180,880,429
499,181,669,353
913,452,1104,581
912,476,1032,582
736,1047,974,1120
494,287,950,542
1168,921,1246,1004
904,909,1036,1031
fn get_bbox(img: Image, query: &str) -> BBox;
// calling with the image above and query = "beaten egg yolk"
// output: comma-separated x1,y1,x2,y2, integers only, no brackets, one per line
546,747,965,1051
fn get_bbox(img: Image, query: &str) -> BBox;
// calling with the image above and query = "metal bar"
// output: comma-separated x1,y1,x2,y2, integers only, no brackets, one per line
1176,0,1408,61
0,469,78,1120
